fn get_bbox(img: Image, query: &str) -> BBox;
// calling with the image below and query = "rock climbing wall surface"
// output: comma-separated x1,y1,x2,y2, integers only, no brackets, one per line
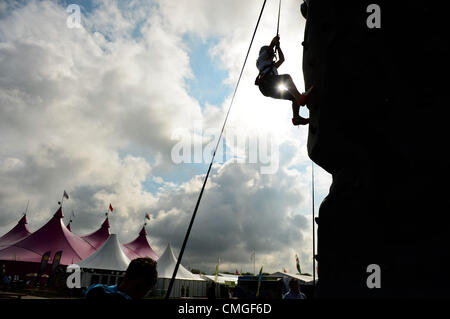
303,0,450,298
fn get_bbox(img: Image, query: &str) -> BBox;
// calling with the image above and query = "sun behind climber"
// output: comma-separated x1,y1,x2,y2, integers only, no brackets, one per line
255,35,313,126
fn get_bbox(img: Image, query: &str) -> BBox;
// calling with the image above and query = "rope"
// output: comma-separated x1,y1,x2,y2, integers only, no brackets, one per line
164,0,268,299
276,0,281,36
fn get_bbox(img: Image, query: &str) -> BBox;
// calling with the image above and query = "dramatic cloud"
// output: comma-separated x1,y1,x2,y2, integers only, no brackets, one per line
0,0,331,274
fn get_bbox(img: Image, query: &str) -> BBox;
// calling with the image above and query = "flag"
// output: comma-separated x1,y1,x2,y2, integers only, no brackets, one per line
283,268,287,273
63,190,69,199
296,254,302,274
256,266,263,297
109,203,113,212
235,269,239,276
145,213,150,220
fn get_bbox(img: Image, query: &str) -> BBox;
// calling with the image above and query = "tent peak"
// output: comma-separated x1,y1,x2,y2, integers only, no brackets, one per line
53,207,64,218
101,217,110,229
139,225,147,236
18,214,28,225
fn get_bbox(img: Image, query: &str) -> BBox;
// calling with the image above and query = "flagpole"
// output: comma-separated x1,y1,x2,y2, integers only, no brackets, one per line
24,200,29,216
254,249,256,276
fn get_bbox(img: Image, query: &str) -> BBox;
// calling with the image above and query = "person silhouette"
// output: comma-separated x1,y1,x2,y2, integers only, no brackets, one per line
85,258,157,300
255,35,313,126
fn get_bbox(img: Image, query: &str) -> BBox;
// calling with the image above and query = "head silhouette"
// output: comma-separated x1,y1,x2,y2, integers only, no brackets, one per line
119,257,158,299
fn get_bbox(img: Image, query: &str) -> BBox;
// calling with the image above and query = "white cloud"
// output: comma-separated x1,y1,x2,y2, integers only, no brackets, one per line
0,0,331,274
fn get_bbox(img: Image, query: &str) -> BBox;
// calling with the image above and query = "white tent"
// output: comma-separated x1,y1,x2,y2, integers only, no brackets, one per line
201,274,238,286
271,272,317,285
77,234,131,287
201,274,239,298
154,243,206,298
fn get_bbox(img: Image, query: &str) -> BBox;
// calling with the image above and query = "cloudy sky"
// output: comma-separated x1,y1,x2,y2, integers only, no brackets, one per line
0,0,331,275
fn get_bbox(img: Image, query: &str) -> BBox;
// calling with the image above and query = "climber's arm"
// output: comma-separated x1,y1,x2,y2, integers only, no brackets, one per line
269,35,280,53
274,46,285,68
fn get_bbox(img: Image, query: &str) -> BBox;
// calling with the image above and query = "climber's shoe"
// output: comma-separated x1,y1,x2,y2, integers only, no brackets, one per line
298,85,315,106
292,116,309,126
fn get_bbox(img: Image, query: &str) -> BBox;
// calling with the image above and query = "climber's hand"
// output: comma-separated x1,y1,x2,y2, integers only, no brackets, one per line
271,35,280,46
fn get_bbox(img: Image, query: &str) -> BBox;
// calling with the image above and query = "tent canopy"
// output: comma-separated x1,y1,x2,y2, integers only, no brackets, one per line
0,207,96,265
81,217,110,250
271,271,317,285
156,243,203,281
77,234,130,271
121,226,158,261
0,214,32,250
201,274,238,285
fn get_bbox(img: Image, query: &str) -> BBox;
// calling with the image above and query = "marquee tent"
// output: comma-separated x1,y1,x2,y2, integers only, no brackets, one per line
78,234,130,271
77,234,130,288
121,225,158,261
0,207,96,265
153,243,206,297
201,274,239,298
81,217,110,250
0,214,32,250
271,271,317,285
201,274,239,286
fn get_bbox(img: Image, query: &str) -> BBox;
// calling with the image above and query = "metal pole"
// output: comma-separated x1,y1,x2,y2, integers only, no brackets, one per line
24,200,29,215
254,249,256,276
312,162,316,290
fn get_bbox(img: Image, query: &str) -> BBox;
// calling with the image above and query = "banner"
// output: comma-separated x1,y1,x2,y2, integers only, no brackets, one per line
47,251,63,287
35,251,51,287
51,251,63,273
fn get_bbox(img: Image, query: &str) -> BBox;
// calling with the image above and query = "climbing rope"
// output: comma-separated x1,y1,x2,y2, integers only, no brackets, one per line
165,0,268,299
276,0,282,36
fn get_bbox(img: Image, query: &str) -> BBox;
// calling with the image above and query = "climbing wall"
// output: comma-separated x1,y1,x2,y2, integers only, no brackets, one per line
303,0,450,297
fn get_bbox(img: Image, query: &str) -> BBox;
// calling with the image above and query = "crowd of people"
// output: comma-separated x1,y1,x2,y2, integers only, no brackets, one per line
2,258,309,300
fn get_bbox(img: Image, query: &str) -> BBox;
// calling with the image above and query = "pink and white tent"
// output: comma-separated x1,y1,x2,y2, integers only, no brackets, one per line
81,217,110,250
121,226,159,261
0,215,32,250
0,207,96,265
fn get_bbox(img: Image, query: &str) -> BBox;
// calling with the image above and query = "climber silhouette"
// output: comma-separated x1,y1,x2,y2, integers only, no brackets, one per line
255,35,313,126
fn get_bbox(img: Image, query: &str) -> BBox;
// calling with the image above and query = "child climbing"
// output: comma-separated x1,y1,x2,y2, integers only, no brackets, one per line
255,35,313,126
